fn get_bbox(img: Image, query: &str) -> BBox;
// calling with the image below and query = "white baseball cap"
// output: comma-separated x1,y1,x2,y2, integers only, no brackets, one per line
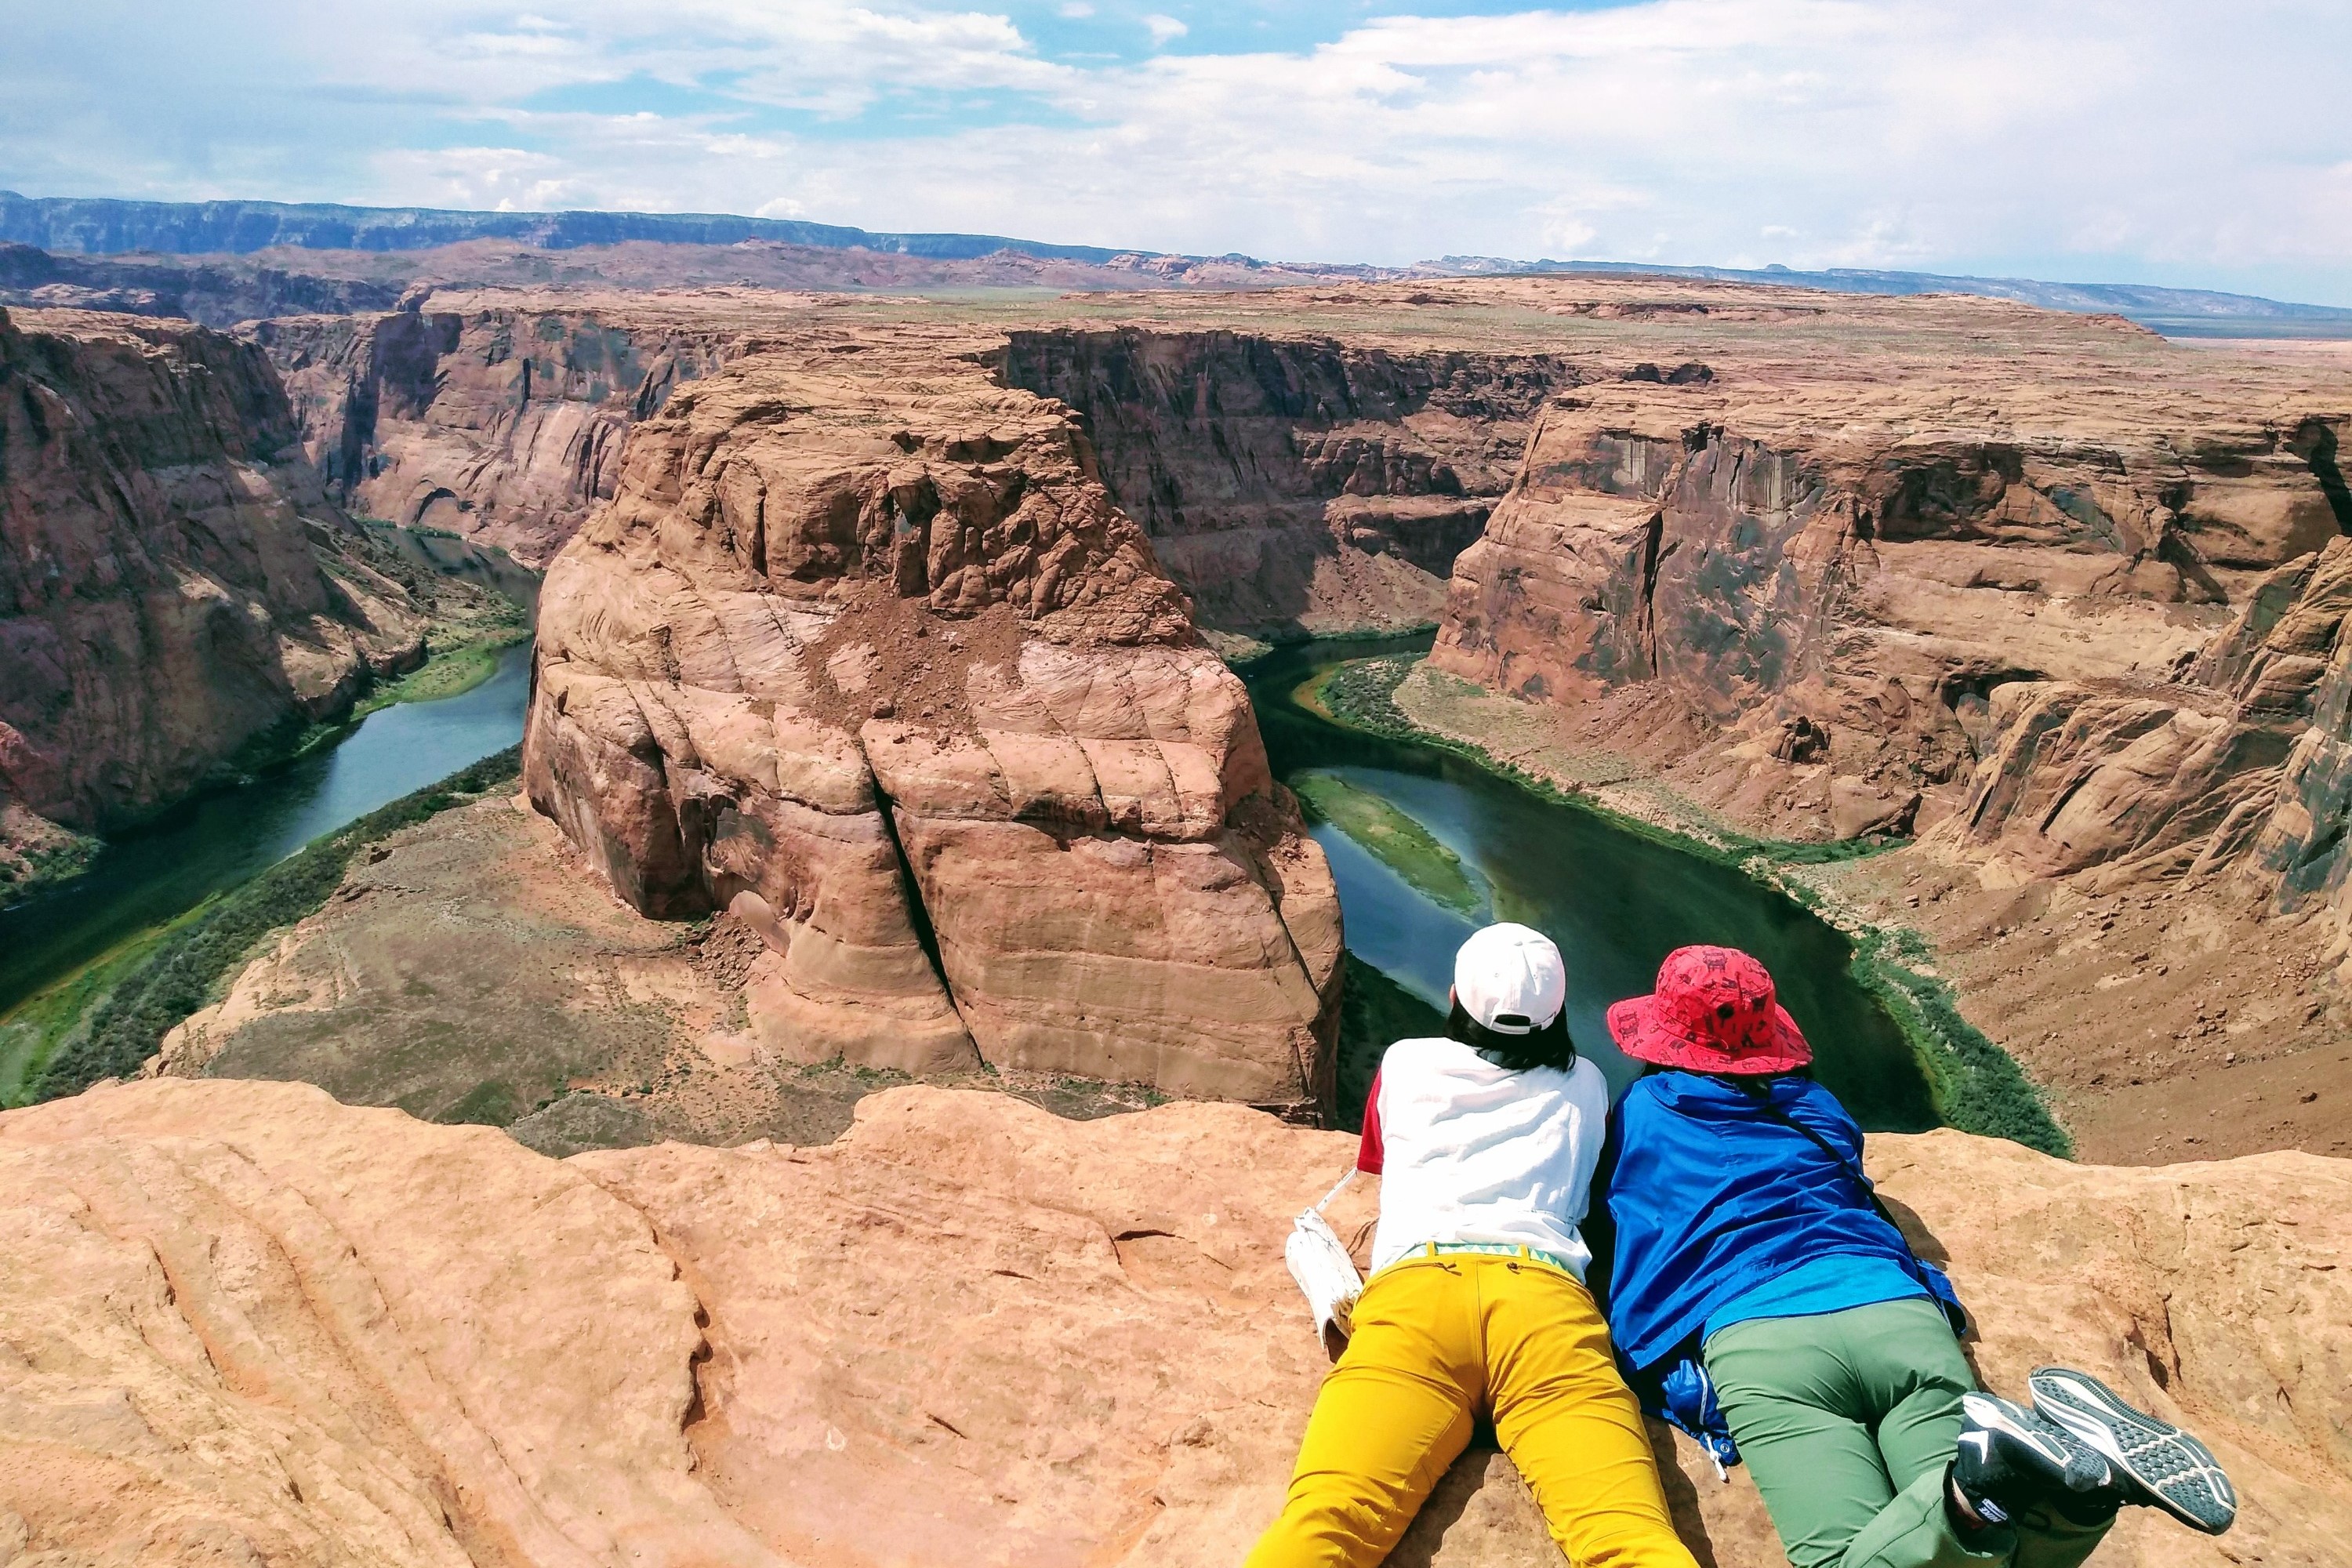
1453,922,1568,1035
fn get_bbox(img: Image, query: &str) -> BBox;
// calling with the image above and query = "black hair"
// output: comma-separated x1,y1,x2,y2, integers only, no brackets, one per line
1713,1068,1814,1090
1446,997,1578,1073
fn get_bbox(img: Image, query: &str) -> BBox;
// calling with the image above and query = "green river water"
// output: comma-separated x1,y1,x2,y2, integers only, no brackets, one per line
1242,637,1939,1134
3,633,1940,1137
0,644,534,1101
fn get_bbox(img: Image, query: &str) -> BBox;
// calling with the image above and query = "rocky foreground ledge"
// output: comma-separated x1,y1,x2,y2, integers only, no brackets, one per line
2,1080,2345,1567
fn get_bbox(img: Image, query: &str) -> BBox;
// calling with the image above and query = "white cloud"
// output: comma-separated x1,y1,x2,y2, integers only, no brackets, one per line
3,1,2350,302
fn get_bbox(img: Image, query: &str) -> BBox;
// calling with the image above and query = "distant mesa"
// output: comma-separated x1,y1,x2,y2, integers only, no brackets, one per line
0,187,1135,264
6,189,2350,337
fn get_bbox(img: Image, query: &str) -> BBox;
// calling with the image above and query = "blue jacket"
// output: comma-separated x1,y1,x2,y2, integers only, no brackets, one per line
1599,1071,1938,1374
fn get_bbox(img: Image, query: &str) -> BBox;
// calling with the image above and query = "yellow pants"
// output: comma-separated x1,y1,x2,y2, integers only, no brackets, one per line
1247,1254,1699,1568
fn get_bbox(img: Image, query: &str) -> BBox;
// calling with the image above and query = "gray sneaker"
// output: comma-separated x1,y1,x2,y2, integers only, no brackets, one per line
1950,1392,2116,1528
2029,1367,2238,1535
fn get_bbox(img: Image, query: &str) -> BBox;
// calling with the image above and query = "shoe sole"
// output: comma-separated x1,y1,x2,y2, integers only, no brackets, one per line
2029,1367,2237,1535
1961,1392,2079,1473
1956,1392,2104,1525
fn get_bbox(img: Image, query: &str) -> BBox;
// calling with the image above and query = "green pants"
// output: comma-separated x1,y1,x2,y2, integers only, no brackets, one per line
1704,1299,2111,1568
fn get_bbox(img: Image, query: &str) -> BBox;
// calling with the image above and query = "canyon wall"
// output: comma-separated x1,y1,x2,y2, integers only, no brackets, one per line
522,343,1341,1109
252,299,762,568
4,1076,2347,1568
0,241,405,327
0,306,426,891
999,328,1567,636
1430,354,2352,876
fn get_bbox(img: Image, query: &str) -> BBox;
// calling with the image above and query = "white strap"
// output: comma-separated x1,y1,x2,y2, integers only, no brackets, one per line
1312,1167,1356,1214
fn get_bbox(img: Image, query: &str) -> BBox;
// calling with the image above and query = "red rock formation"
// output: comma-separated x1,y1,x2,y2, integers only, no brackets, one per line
252,296,760,567
996,328,1566,636
1430,341,2352,881
523,346,1341,1108
0,307,425,886
4,1076,2347,1567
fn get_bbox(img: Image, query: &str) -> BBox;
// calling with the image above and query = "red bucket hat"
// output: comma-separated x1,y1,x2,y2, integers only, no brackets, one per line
1606,945,1812,1075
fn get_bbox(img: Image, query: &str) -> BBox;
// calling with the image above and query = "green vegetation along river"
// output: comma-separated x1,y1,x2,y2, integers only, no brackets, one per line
0,642,534,1104
1244,636,1942,1135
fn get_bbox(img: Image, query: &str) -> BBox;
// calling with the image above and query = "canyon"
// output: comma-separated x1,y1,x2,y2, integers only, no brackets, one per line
21,274,2346,1152
16,274,2352,1149
6,251,2352,1565
0,305,445,899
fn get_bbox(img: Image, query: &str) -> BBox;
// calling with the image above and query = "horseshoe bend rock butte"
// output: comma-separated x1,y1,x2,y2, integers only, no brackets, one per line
2,1078,2348,1567
523,344,1342,1107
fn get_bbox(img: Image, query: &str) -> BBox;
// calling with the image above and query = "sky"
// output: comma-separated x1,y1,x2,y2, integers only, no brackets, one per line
3,1,2349,304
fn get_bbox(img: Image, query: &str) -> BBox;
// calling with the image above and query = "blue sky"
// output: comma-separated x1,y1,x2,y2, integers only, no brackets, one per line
3,1,2349,304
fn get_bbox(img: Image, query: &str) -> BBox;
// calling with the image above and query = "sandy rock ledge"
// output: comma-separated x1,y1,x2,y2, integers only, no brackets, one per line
1,1080,2347,1566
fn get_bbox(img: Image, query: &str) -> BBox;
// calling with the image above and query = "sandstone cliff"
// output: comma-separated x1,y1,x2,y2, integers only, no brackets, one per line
252,296,764,568
0,307,428,894
522,343,1341,1109
1,1078,2343,1567
1357,282,2352,1154
1428,313,2352,860
998,328,1566,637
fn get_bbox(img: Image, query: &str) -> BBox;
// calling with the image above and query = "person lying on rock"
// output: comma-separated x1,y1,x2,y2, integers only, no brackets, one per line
1249,922,1700,1568
1592,943,2239,1568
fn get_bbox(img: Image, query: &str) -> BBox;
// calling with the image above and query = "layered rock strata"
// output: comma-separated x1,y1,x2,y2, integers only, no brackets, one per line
997,328,1566,636
0,307,426,888
253,296,765,567
2,1077,2347,1567
1426,315,2352,924
523,347,1341,1108
0,241,404,327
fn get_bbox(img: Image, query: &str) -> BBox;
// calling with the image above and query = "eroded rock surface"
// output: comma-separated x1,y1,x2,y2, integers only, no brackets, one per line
0,306,428,891
524,344,1341,1108
254,295,772,567
2,1080,2346,1566
1430,325,2352,864
1000,328,1565,637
